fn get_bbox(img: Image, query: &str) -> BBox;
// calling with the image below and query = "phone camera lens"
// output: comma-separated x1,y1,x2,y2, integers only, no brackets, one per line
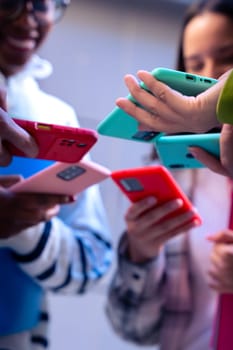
169,164,185,168
186,153,194,159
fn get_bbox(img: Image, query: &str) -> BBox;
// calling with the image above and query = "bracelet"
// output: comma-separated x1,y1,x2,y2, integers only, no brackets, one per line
216,70,233,124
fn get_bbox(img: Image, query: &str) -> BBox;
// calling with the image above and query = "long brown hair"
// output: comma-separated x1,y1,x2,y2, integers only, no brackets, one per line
176,0,233,71
150,0,233,162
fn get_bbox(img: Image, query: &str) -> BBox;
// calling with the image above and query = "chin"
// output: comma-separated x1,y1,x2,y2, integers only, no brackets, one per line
0,54,33,76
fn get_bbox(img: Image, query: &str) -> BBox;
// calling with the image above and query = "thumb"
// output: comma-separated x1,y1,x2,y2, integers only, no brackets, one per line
207,229,233,244
0,175,23,188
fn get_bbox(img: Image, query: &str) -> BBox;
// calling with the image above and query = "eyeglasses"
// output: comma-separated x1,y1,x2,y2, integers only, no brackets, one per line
0,0,70,22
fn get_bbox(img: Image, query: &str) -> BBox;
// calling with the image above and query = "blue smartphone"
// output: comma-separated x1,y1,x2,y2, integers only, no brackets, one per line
155,132,220,169
97,67,217,142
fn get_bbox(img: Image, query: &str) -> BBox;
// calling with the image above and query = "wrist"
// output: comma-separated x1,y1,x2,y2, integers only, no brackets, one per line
127,234,161,263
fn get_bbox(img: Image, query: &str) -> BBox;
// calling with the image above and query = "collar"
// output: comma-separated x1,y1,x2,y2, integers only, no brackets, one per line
0,55,53,85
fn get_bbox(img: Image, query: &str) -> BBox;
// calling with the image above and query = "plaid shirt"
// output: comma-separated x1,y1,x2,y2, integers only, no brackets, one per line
106,233,193,350
106,169,231,350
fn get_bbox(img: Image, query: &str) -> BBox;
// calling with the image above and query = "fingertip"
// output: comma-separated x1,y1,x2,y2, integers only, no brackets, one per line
124,74,133,80
24,139,39,158
194,218,202,226
137,70,149,76
176,198,183,207
188,147,197,158
146,196,157,206
116,97,125,104
124,74,138,85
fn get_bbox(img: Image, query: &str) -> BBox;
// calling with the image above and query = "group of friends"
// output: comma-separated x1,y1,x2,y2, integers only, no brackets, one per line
0,0,233,350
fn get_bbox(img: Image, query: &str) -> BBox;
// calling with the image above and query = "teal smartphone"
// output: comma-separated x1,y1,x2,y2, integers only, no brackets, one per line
97,67,217,142
155,132,220,169
148,67,217,95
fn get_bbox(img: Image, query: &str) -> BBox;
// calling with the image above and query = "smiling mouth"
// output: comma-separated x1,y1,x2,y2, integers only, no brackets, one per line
6,35,36,51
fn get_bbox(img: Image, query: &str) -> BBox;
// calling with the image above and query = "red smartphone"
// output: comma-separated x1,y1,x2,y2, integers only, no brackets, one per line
111,165,202,224
10,158,111,195
4,118,98,163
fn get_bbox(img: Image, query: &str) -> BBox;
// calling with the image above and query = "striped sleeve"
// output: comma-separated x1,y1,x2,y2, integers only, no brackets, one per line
4,184,113,294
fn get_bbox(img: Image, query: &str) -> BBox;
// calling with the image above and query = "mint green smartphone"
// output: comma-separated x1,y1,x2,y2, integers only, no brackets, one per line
148,67,217,95
155,132,220,169
97,68,217,142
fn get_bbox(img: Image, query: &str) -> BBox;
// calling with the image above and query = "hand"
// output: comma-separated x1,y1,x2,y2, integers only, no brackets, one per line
116,70,230,134
220,124,233,178
0,176,72,239
187,146,229,177
207,230,233,294
0,89,38,166
184,123,233,179
125,196,200,263
0,112,39,166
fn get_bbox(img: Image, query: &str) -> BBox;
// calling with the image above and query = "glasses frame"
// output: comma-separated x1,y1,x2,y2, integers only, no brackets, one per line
0,0,71,23
53,0,70,22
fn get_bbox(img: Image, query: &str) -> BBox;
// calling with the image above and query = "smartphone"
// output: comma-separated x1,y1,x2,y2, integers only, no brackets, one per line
97,67,217,142
111,165,202,224
4,118,98,163
155,132,220,169
148,67,217,95
10,158,111,195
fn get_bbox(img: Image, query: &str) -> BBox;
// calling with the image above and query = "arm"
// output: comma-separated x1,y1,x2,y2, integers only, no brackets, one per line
2,184,113,294
106,196,198,345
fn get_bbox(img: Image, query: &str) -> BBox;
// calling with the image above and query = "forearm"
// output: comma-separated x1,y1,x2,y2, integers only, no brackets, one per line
106,235,166,345
3,187,113,294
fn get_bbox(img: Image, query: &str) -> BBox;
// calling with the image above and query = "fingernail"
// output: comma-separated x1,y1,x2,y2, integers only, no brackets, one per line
188,147,197,157
193,218,202,226
175,198,183,207
147,196,157,205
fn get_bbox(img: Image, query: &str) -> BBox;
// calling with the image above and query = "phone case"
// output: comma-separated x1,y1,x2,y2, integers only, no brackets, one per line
5,118,98,163
10,158,111,195
0,157,54,178
155,132,220,169
111,165,202,223
97,67,217,142
149,67,217,95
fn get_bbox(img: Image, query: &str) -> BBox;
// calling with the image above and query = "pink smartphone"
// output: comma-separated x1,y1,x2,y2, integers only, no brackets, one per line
10,158,111,195
5,118,98,163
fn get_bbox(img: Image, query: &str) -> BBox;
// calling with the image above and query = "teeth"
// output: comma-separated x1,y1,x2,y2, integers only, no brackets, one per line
7,36,36,50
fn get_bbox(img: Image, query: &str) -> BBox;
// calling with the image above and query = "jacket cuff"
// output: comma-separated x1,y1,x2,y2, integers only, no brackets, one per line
117,233,165,298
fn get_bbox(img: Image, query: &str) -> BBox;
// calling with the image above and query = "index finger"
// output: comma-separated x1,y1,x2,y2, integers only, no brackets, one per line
0,114,38,158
